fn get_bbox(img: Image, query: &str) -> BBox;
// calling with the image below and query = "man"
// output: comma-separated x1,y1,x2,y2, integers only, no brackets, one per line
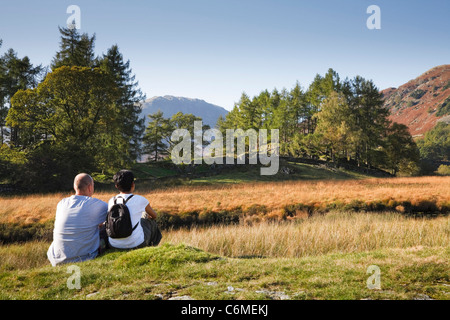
107,170,162,249
47,173,108,266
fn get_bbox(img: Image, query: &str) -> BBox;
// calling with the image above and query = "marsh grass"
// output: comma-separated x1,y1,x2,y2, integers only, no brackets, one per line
162,212,450,258
1,176,449,226
0,241,49,271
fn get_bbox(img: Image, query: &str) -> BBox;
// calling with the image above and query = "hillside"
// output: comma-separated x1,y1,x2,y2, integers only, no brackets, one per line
141,95,229,128
382,64,450,138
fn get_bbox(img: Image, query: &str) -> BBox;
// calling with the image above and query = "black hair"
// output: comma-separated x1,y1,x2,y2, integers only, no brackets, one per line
113,170,135,192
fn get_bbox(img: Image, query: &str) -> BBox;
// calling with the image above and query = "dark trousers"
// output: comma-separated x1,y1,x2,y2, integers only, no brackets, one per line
137,218,163,248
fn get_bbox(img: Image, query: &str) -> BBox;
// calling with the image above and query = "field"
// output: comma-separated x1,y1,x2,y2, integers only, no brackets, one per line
0,174,449,226
0,174,449,300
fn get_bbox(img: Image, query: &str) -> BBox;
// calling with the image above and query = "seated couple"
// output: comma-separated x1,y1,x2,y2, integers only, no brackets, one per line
47,170,162,266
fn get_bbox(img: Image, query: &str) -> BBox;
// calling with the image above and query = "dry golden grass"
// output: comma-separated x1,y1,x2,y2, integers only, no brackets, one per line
162,212,450,258
0,176,449,225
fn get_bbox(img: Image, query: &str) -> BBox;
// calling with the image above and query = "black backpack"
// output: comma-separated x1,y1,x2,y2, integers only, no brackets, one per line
106,195,139,239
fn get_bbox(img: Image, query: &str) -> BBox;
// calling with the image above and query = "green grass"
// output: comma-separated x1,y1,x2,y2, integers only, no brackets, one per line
189,162,372,185
0,242,448,300
93,159,378,192
133,162,179,179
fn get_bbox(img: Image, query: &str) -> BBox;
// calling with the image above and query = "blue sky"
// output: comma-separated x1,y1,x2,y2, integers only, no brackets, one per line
1,0,449,110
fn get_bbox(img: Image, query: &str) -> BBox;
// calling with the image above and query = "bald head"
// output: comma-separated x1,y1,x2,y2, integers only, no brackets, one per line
74,173,94,196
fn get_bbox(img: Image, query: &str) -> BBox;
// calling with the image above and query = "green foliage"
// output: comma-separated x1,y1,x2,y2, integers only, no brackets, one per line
417,122,450,161
314,92,357,162
0,144,27,183
409,89,426,99
443,80,450,91
218,69,413,175
143,110,172,161
4,66,133,190
436,164,450,176
383,122,421,175
0,47,43,144
98,44,146,160
436,97,450,117
143,111,208,162
1,28,146,191
51,27,96,69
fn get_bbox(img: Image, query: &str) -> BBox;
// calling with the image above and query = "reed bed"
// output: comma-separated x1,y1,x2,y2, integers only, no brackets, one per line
0,176,448,225
162,212,450,258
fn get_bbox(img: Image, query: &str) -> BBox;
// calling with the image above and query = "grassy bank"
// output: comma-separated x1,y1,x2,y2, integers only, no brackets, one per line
0,242,448,300
0,212,448,300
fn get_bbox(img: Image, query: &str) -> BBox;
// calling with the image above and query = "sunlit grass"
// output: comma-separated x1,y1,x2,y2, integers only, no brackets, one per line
1,176,449,225
162,212,450,258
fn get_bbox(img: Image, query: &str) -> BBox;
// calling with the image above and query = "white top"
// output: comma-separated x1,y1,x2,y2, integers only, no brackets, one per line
47,195,108,266
107,193,149,249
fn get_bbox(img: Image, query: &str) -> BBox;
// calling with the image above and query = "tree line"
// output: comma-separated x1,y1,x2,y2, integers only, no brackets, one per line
1,27,448,192
0,27,145,191
216,69,421,176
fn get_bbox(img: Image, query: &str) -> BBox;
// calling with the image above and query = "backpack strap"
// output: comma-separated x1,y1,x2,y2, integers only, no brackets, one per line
123,194,134,204
114,194,134,205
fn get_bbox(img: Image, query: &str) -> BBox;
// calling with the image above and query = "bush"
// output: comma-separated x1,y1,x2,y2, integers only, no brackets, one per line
436,164,450,176
409,89,426,99
436,97,450,117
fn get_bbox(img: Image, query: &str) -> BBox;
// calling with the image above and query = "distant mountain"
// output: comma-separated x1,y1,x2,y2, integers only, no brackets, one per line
140,95,229,128
382,65,450,138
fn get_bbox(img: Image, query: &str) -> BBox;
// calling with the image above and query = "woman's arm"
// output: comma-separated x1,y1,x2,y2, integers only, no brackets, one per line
145,203,157,219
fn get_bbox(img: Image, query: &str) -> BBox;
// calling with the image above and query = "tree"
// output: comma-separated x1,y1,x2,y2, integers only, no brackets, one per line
51,27,96,69
301,69,340,136
314,91,357,162
383,122,420,175
169,112,209,161
6,66,128,174
0,39,6,144
0,48,42,144
343,76,389,168
143,110,172,161
416,122,450,161
99,45,146,161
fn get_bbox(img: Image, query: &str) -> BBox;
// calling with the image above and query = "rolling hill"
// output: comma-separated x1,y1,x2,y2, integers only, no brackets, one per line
382,64,450,138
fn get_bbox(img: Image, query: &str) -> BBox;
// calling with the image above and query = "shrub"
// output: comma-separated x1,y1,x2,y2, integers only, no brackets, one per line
436,164,450,176
436,97,450,117
409,89,426,99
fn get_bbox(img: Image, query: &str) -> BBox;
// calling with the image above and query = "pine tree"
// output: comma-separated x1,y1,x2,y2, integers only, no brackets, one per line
0,39,6,144
383,122,420,175
99,45,146,161
51,27,96,69
346,76,389,168
143,110,172,161
314,91,357,162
